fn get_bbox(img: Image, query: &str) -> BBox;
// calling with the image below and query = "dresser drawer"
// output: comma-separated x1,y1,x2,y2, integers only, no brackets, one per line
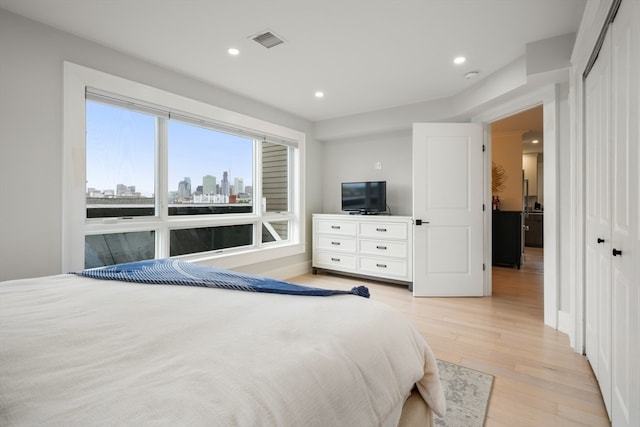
316,220,357,236
359,222,408,240
359,257,409,278
317,236,357,253
315,252,357,270
359,239,408,258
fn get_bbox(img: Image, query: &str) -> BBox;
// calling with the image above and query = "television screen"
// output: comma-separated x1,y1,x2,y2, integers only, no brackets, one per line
341,181,386,214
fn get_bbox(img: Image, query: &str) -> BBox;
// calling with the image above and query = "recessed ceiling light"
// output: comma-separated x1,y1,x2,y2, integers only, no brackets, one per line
227,48,240,56
454,56,466,65
314,91,324,98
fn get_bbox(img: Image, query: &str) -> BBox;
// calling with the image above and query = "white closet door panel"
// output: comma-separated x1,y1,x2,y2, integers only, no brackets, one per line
585,244,599,374
597,253,612,403
584,28,613,415
610,1,640,426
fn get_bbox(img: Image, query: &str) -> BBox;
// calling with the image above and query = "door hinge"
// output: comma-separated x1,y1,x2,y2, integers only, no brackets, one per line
483,203,486,211
483,263,486,271
482,144,485,152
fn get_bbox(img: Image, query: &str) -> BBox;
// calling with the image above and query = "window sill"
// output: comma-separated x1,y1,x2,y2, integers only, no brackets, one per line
180,241,305,270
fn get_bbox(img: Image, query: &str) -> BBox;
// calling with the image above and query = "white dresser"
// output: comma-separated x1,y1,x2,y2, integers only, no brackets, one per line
312,214,413,286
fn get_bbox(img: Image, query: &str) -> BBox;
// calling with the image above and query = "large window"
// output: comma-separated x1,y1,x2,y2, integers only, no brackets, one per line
64,63,304,271
167,120,254,216
85,101,156,218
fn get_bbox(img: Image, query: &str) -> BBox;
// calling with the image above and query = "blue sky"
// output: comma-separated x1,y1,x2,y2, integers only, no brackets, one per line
86,101,253,196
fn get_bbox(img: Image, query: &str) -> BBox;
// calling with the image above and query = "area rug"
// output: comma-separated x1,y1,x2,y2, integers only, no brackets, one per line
434,359,494,427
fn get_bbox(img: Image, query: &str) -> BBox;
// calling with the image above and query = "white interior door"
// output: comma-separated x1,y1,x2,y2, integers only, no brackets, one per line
610,2,639,425
584,30,613,414
412,123,484,297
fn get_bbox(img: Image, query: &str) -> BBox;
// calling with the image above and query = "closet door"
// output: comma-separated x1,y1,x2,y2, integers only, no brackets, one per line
584,29,613,414
610,1,639,426
585,2,639,426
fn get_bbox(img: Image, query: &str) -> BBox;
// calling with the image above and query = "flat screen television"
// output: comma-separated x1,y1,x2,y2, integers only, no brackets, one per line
341,181,387,214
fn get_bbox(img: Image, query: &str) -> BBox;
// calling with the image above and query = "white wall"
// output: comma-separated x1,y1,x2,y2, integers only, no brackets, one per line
321,130,413,216
493,133,524,211
557,82,572,316
0,9,321,281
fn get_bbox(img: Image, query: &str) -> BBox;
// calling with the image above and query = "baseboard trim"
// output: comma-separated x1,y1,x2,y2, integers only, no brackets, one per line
557,310,574,345
265,260,312,281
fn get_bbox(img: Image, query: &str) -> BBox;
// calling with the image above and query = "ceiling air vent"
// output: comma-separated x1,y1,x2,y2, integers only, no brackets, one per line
251,30,285,49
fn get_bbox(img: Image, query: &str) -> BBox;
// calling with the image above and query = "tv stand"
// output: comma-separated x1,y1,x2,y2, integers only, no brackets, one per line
312,214,413,287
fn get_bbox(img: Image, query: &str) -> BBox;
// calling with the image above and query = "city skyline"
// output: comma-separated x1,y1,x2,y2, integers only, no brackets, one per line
87,172,252,198
86,100,254,197
89,174,252,194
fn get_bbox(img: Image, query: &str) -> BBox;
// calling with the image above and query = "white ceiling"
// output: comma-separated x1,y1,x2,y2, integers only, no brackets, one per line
0,0,586,122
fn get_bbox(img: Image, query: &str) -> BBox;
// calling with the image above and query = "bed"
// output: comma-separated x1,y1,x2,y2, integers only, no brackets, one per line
0,259,445,426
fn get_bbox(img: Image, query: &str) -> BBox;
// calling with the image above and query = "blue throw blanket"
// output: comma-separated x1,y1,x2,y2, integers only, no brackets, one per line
75,259,370,298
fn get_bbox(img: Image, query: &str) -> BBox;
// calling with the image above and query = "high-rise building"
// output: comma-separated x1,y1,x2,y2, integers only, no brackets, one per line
178,177,191,200
221,171,230,196
234,177,244,195
203,175,216,195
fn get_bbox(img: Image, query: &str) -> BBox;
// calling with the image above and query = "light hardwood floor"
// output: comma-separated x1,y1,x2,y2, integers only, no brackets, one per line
290,248,610,426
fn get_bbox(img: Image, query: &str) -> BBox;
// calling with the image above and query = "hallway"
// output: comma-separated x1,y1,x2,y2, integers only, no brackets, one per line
491,247,544,318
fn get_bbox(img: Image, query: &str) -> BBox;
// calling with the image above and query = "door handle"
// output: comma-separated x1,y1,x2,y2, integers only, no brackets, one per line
612,248,622,256
597,238,605,244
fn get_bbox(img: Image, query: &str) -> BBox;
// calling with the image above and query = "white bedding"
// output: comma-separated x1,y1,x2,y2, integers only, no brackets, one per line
0,274,444,426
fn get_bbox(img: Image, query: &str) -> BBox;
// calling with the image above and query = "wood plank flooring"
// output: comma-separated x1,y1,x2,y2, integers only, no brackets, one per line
289,248,610,426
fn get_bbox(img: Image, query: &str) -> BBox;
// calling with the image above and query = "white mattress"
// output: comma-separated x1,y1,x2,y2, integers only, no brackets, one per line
0,273,444,426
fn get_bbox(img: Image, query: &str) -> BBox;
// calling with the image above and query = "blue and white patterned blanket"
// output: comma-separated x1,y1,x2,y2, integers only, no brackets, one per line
75,258,370,298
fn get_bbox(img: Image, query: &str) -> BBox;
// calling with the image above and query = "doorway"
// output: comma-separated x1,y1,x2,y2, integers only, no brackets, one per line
490,105,545,309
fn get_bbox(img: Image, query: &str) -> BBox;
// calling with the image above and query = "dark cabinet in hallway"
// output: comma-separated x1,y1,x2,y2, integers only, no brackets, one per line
492,210,522,269
524,213,544,247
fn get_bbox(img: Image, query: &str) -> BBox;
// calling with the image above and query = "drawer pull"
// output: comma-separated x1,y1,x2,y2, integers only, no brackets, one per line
331,241,341,245
331,225,341,229
376,245,387,250
376,228,387,232
376,263,388,268
331,257,341,262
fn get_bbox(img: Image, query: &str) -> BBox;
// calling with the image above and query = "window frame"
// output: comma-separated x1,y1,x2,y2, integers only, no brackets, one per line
63,62,305,272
